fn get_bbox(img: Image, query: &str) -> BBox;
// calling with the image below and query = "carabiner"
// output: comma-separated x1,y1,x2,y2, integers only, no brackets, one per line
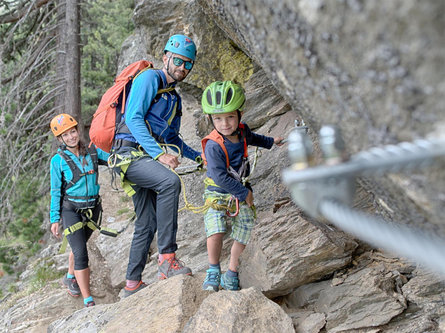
226,196,240,217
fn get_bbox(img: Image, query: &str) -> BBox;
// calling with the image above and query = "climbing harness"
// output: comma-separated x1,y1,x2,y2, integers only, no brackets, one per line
58,146,99,194
59,204,118,254
108,146,148,196
55,144,118,254
108,129,263,218
282,124,445,277
108,141,190,197
200,125,252,217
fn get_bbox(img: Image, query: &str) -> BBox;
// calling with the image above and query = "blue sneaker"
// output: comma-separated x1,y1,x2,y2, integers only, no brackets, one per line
202,267,221,292
62,274,80,297
220,271,240,291
85,300,95,307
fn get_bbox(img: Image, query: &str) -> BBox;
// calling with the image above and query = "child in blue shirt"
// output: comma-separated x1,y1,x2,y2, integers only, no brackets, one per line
200,81,283,291
49,114,109,307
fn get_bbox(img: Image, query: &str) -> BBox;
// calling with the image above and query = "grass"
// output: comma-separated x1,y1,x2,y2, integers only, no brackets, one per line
117,207,130,215
0,260,63,311
29,264,62,292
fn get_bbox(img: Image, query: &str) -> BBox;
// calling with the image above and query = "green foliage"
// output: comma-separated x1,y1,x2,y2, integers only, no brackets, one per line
9,177,47,242
0,0,134,282
117,207,130,215
0,175,47,273
30,262,62,292
7,283,18,294
81,0,135,121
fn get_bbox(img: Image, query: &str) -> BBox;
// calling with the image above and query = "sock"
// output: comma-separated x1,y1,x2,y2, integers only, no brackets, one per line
83,296,93,305
126,279,140,289
67,273,75,279
226,269,238,277
209,263,220,271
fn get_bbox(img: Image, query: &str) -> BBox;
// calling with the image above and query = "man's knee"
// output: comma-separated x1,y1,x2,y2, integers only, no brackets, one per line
163,173,181,193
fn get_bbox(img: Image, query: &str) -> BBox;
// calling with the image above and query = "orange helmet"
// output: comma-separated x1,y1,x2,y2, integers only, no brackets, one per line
50,113,78,137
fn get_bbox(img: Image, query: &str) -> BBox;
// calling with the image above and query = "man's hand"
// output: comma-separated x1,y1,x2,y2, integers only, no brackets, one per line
158,153,180,169
51,222,61,239
245,190,254,207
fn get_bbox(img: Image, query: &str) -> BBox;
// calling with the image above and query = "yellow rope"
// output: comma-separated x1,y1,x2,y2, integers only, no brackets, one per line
158,142,211,214
172,168,210,214
108,142,248,215
173,145,262,215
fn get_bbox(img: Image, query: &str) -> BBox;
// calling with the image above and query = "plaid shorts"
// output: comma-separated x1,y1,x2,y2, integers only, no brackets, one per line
203,189,255,245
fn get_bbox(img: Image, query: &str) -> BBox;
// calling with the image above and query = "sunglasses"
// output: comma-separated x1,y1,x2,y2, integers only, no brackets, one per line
172,57,193,70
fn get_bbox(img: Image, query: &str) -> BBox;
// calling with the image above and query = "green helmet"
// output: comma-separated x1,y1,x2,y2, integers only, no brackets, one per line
202,81,245,115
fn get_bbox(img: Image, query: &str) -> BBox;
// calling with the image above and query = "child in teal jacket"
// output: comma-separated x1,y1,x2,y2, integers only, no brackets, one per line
49,113,109,307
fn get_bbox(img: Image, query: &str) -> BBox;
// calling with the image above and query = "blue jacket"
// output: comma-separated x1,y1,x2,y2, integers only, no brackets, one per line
115,69,200,161
50,146,109,223
204,124,274,201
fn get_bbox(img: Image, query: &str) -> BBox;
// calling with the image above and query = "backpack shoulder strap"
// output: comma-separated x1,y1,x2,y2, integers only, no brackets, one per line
238,123,249,159
58,150,80,192
58,146,100,192
152,69,176,95
86,145,99,185
201,130,230,168
116,69,175,137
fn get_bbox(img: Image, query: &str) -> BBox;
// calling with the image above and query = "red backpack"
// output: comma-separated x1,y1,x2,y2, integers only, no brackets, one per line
89,60,153,153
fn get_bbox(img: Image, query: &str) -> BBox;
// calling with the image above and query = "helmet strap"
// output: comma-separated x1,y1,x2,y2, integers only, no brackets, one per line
165,54,178,82
166,55,173,80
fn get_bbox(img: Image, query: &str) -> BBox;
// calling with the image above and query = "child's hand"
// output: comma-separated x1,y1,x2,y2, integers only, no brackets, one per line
274,137,285,146
245,190,254,207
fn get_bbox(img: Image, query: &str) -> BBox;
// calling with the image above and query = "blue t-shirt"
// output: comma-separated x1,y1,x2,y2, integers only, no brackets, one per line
115,69,200,161
205,124,274,201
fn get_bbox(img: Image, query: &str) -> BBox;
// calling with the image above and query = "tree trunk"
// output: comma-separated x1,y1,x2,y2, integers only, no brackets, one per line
64,0,86,140
55,0,66,115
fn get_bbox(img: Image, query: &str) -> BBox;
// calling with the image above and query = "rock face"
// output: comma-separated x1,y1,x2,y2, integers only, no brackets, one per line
48,275,209,333
2,1,445,332
184,286,295,333
240,206,358,298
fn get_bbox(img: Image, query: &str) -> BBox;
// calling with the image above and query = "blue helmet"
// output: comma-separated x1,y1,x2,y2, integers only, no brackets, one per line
164,34,197,61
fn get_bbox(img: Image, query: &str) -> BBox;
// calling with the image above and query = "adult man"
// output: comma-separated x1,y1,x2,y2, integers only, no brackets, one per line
113,34,201,297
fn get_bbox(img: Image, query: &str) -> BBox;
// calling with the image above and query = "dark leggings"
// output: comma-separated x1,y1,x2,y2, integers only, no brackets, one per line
61,202,101,270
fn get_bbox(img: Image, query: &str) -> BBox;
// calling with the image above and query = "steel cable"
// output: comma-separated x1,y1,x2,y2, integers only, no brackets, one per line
319,199,445,277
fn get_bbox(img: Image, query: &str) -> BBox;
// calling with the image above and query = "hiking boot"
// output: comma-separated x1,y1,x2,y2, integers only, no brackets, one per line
220,272,240,291
85,300,95,307
62,275,81,297
157,254,192,280
202,267,221,292
122,281,147,298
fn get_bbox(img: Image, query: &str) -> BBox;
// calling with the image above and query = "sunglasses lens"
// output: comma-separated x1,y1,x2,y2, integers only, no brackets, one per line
172,57,193,70
173,57,183,66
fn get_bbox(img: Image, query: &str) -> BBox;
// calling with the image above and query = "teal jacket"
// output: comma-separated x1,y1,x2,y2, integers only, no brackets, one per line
50,146,109,223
